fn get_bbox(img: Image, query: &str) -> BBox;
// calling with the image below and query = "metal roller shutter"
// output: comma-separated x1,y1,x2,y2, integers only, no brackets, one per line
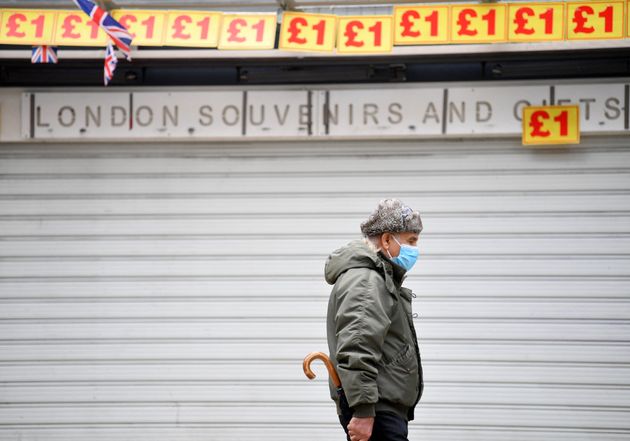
1,136,629,441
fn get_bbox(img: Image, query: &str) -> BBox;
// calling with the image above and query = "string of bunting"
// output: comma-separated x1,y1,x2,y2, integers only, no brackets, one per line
10,0,630,84
29,0,132,86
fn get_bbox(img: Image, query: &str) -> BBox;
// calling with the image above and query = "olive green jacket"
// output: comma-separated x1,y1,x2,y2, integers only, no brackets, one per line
325,239,423,421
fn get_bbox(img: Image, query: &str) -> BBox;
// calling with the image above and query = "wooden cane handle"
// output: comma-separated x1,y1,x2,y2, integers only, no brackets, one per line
303,351,342,388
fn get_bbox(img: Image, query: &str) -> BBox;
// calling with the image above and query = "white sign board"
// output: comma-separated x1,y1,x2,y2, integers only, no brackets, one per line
554,84,627,132
22,81,629,140
319,88,444,137
446,86,551,135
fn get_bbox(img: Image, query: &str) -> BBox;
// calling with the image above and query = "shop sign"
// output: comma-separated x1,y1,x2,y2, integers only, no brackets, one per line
279,12,337,52
522,105,581,145
394,5,451,45
336,16,394,54
22,81,628,140
53,10,108,46
507,3,565,42
110,10,169,46
217,14,277,50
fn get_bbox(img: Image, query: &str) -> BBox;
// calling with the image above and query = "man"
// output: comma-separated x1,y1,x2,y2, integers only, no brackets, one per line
325,199,424,441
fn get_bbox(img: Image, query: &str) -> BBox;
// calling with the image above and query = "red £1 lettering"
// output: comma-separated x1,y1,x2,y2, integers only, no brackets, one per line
6,13,27,38
425,11,439,37
140,16,155,39
457,9,477,36
368,21,382,46
598,6,613,33
87,19,100,39
481,9,496,35
118,15,138,38
287,17,307,44
514,7,535,35
573,6,595,33
539,8,554,34
172,15,192,39
529,110,551,137
62,14,82,39
554,111,568,136
197,17,211,40
252,19,265,42
30,15,45,38
312,20,326,45
344,20,364,47
227,18,247,42
400,10,421,37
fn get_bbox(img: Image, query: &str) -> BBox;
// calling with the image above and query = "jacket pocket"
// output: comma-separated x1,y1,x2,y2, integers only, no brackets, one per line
377,344,419,407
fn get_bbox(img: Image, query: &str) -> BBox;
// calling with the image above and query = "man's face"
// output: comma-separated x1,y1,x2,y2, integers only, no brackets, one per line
384,231,419,258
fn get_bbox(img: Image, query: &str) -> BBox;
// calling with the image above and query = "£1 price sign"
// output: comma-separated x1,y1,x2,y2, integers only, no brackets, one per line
0,9,57,45
522,105,580,146
218,14,277,50
567,1,625,39
54,10,107,46
337,16,393,54
111,10,167,46
279,12,337,52
165,11,222,47
451,4,508,43
394,5,450,45
508,3,565,42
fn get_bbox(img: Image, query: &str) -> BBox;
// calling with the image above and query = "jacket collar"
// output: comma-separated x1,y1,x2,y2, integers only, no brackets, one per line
377,252,406,294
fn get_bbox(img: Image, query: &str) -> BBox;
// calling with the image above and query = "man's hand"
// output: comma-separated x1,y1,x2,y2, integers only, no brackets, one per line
348,416,374,441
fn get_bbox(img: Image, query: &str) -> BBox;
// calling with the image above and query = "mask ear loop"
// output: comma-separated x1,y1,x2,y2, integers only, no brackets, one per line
386,235,401,260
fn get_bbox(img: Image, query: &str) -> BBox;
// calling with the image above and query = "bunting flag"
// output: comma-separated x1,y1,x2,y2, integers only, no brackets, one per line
73,0,133,60
104,42,118,86
31,45,58,64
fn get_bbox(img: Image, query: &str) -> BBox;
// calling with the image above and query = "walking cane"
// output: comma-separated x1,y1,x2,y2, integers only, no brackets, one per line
303,352,341,387
303,352,353,421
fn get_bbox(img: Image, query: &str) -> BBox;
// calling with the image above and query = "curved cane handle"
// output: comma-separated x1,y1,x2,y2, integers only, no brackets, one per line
303,351,342,388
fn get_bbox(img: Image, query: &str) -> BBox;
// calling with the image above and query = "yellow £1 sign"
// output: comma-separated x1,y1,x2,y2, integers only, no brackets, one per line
111,10,167,46
218,14,277,50
394,5,450,45
522,105,580,145
567,1,625,39
279,12,337,52
165,11,222,47
337,15,393,54
0,9,57,45
508,3,565,42
451,4,508,43
54,10,107,46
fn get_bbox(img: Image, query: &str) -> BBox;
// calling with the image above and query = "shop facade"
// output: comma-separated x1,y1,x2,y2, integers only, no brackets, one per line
1,1,629,440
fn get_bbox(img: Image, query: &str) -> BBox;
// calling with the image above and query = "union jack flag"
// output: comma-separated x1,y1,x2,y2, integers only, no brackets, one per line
104,42,118,86
31,45,58,64
73,0,133,60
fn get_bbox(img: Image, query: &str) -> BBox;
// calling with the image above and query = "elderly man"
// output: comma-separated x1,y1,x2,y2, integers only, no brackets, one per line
325,199,424,441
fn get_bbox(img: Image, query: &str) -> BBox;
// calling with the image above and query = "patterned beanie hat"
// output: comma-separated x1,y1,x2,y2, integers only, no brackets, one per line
360,199,423,237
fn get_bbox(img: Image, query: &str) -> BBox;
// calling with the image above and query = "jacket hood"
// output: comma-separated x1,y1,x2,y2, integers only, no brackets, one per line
325,239,383,285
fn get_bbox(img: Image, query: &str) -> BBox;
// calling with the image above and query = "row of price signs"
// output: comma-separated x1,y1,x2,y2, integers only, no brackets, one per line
0,2,628,52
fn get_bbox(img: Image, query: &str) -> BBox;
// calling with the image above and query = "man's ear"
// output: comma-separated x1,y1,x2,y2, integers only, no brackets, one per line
381,232,392,251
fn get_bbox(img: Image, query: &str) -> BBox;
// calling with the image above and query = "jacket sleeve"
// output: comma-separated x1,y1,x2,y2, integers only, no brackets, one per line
333,268,394,417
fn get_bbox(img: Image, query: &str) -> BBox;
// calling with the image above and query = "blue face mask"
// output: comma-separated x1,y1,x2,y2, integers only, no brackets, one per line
389,236,419,272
